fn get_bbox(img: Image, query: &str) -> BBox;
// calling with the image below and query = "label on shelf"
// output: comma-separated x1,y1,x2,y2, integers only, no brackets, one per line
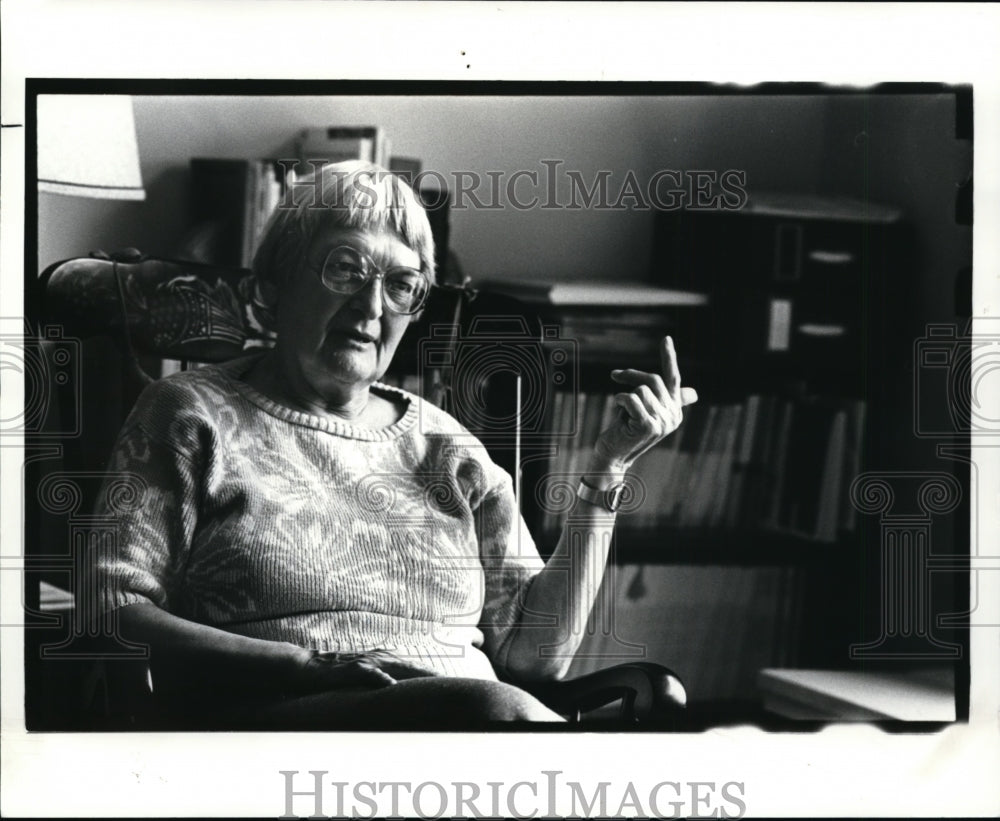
767,299,793,352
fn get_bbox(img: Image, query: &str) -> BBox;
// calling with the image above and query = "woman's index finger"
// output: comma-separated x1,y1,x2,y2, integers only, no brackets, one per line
661,335,682,401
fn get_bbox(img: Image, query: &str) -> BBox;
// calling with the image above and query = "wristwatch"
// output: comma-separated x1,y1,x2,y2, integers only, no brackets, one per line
576,477,626,513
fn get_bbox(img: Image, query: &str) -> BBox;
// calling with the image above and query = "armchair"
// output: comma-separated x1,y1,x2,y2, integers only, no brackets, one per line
32,250,687,728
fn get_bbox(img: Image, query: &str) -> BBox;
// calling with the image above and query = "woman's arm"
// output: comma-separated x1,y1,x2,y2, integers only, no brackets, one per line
503,336,697,681
117,601,311,698
117,602,419,699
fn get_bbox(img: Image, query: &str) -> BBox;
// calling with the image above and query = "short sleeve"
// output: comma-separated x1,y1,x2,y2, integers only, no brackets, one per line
475,477,545,676
85,382,205,618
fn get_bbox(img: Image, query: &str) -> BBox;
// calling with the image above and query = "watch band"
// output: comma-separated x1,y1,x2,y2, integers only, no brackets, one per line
576,477,626,513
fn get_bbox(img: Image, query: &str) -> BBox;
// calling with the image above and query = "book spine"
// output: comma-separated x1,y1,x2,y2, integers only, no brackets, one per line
656,421,685,528
815,408,848,542
710,404,743,528
764,400,794,531
841,399,867,533
681,404,718,528
724,394,760,529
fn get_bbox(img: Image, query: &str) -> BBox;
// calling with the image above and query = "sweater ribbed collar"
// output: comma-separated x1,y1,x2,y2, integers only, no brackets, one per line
220,354,420,442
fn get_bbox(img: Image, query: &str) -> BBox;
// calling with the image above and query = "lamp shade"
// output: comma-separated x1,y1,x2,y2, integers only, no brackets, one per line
38,95,145,200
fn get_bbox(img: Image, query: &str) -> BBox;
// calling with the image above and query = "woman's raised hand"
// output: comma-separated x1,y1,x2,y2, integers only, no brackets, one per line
591,335,698,472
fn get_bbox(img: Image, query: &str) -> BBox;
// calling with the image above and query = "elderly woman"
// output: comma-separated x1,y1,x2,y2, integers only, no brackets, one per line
93,161,696,728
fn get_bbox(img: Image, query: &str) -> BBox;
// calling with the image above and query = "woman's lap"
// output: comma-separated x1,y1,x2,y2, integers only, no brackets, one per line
184,677,565,730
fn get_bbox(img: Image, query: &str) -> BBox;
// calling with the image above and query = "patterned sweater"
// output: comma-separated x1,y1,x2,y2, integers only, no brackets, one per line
93,355,545,680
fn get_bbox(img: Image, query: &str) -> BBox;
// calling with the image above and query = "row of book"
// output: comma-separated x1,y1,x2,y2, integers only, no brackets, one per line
541,390,866,544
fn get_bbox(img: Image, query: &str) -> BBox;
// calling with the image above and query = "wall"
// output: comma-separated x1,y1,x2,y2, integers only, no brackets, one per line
38,93,830,283
820,93,971,473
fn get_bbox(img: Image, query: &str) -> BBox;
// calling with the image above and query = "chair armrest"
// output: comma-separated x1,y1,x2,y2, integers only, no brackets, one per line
524,662,687,723
40,253,272,362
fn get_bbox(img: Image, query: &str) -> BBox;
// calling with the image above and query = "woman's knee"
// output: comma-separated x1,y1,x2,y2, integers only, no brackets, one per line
253,677,567,728
444,679,564,723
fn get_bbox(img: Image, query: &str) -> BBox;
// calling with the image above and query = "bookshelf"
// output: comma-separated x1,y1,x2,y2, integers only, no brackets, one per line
500,192,908,549
469,194,911,696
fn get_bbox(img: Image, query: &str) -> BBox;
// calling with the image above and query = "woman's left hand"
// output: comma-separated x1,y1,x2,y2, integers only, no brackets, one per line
591,335,698,472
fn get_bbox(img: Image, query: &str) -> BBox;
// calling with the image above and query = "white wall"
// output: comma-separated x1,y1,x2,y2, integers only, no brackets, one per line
38,93,830,282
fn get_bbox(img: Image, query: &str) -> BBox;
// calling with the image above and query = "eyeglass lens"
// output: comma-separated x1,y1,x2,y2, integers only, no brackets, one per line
321,247,429,314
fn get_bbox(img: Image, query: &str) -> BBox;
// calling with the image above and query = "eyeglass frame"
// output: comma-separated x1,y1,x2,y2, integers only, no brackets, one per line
315,244,434,315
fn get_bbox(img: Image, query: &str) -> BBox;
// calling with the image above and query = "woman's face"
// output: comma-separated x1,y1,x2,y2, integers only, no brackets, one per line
273,227,422,404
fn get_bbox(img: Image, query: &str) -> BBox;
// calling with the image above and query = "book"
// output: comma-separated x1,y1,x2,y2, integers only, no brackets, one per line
739,395,777,530
763,400,794,530
780,399,832,536
841,399,867,533
626,437,665,528
667,401,709,526
255,161,282,242
297,126,390,167
680,404,719,528
709,403,744,528
724,394,761,528
815,408,848,542
655,419,686,527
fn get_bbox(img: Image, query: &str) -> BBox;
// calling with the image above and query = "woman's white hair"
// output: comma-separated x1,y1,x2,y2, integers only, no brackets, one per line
252,160,436,308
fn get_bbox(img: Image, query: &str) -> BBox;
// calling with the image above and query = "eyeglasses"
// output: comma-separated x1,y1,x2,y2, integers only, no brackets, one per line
318,245,431,315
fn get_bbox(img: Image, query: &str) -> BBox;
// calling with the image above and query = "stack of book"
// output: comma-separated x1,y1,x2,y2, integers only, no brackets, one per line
296,126,391,168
